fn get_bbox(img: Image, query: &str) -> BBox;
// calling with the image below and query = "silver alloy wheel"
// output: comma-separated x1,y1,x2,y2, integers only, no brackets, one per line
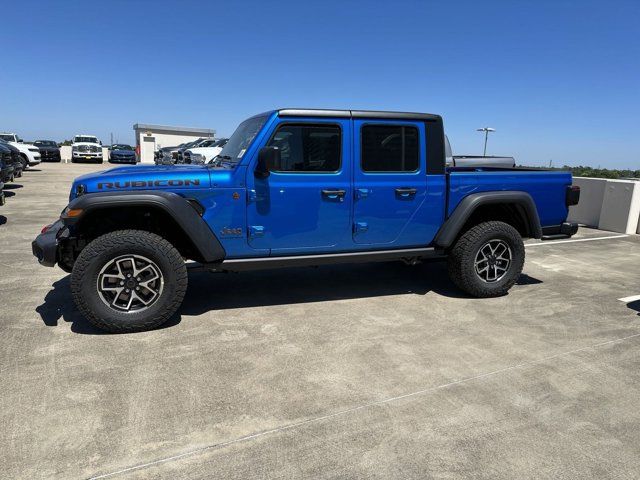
97,254,164,312
474,239,512,283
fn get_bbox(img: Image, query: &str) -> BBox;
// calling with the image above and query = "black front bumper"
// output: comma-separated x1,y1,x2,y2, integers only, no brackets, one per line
32,219,66,267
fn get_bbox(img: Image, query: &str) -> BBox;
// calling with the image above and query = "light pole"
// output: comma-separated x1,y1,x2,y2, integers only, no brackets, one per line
476,127,495,156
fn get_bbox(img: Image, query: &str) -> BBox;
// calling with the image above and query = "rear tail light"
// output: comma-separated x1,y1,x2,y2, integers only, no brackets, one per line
566,185,580,206
41,224,52,234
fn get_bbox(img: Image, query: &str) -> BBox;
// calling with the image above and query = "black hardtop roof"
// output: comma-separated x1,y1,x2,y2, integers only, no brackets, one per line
277,109,442,122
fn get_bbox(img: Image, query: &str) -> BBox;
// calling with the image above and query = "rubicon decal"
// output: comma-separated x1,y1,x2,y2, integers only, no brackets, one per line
97,179,201,189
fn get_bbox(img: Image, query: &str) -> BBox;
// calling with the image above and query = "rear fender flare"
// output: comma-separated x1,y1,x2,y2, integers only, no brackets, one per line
434,191,542,248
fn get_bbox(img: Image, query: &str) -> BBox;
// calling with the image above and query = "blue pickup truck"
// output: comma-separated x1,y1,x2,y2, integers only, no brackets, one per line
33,109,580,332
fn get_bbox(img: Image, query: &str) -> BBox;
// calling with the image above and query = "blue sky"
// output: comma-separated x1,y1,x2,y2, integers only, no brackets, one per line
1,0,638,168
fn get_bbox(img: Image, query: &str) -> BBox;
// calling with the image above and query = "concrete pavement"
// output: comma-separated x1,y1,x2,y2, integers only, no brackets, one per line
1,162,639,479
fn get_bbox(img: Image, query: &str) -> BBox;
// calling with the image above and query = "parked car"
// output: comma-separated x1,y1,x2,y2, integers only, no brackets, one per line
0,141,14,184
0,140,23,178
32,108,580,333
0,152,5,205
176,138,209,164
108,144,137,164
0,133,41,168
154,144,184,164
185,138,229,164
71,134,103,163
33,140,61,162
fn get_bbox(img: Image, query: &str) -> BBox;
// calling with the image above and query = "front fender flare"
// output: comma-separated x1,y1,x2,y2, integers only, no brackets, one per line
64,190,225,263
434,191,542,248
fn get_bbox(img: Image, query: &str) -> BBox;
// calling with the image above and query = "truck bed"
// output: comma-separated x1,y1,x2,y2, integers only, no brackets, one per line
446,167,573,228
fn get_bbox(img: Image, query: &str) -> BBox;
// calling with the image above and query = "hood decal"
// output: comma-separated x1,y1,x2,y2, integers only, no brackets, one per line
97,179,201,189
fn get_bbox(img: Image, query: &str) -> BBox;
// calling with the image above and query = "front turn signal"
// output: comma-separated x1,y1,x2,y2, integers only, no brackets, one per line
62,208,84,218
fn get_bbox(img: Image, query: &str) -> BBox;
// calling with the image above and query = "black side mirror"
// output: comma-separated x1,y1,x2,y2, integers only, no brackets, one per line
255,146,281,178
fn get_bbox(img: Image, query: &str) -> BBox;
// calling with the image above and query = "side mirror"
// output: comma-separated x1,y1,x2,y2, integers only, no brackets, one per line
255,146,281,178
18,138,23,143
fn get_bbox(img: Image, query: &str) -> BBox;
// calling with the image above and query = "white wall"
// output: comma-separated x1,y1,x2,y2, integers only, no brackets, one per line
136,131,213,164
568,177,640,234
598,179,640,234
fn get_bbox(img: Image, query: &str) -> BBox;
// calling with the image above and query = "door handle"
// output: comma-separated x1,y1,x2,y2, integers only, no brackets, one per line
322,189,346,200
395,187,417,197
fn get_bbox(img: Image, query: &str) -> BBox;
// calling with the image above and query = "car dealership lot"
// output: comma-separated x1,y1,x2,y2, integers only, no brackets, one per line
1,163,639,479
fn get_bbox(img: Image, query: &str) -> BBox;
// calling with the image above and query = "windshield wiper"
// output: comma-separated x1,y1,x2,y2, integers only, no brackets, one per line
209,154,233,167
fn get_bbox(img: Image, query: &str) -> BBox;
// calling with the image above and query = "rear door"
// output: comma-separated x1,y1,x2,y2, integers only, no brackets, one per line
352,120,427,246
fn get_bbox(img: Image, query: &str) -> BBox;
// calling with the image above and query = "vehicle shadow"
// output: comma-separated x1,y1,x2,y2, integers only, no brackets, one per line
627,300,640,316
3,183,23,189
35,275,182,334
0,216,6,226
181,261,543,316
3,191,16,198
37,262,544,334
26,169,42,172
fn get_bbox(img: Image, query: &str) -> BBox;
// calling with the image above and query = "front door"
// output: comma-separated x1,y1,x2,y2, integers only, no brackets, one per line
246,119,352,254
352,120,427,246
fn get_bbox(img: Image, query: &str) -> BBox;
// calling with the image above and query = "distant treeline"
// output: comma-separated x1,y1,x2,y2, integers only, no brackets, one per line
559,165,640,179
525,165,640,179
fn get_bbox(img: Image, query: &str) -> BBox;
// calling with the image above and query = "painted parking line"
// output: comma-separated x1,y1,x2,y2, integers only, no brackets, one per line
526,234,628,247
619,294,640,303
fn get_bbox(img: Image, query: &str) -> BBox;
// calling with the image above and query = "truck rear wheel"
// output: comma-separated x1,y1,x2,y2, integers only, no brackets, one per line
447,221,525,297
70,230,188,333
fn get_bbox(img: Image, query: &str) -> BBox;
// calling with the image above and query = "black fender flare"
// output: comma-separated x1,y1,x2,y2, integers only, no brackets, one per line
434,191,542,248
64,190,226,262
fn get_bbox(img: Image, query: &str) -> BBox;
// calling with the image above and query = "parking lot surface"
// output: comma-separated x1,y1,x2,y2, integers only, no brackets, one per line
1,162,639,479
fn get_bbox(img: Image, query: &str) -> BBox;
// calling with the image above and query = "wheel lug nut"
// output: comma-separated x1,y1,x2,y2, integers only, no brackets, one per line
120,281,124,286
136,277,140,281
126,289,130,292
136,286,140,291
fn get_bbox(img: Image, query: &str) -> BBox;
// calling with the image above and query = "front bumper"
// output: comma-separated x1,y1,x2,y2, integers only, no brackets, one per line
32,219,66,267
40,150,61,161
109,156,136,164
72,151,103,161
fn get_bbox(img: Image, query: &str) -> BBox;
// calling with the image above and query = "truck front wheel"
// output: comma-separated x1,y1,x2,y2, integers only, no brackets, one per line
70,230,188,333
447,221,525,298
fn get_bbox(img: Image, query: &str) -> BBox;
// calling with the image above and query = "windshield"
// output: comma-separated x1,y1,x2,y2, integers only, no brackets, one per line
35,140,56,147
216,115,268,166
74,136,98,143
112,144,133,150
0,134,15,141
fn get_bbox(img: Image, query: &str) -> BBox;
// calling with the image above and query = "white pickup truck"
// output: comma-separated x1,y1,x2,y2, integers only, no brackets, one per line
0,133,41,168
71,134,103,163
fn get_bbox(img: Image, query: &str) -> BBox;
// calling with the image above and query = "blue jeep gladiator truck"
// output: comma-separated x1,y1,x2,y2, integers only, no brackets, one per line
33,109,580,332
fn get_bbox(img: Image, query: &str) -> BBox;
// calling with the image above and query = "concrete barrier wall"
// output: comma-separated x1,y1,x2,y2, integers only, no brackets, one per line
599,179,640,234
568,177,640,234
568,177,607,227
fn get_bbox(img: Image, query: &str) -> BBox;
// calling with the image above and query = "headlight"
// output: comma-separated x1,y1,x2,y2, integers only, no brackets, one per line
75,184,86,197
28,147,39,152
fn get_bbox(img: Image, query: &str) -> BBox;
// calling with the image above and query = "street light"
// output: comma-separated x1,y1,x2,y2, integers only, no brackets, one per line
476,127,495,156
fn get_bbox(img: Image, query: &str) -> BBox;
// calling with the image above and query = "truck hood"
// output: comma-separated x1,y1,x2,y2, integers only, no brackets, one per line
72,142,101,147
70,164,212,200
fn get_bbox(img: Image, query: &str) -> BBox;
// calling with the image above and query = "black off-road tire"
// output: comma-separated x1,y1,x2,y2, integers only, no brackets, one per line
70,230,188,333
447,221,525,298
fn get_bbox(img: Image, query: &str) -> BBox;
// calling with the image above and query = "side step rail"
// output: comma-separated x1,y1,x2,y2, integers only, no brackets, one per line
192,247,444,273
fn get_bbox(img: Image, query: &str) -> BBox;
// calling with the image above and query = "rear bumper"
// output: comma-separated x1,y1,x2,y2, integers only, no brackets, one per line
542,222,579,239
32,220,66,267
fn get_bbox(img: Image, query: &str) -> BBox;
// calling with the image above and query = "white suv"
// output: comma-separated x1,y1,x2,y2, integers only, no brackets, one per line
71,134,103,163
186,138,229,164
0,133,41,168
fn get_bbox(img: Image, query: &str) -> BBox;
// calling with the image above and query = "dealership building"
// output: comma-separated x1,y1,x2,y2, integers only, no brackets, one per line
133,123,216,163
